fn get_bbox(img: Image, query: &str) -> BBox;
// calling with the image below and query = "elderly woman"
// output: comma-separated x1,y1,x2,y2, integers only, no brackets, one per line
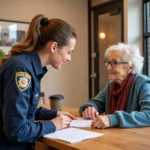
79,43,150,129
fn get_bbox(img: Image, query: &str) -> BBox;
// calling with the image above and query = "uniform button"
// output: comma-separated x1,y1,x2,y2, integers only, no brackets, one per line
35,94,38,97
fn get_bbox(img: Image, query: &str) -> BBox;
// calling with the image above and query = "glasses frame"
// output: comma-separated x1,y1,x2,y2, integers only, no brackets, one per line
104,60,128,68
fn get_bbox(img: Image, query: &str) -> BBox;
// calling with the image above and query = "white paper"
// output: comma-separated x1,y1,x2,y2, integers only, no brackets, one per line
44,127,104,144
70,119,92,127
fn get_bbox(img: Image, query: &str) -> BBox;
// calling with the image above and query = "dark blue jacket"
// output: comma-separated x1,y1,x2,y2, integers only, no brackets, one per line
0,50,57,149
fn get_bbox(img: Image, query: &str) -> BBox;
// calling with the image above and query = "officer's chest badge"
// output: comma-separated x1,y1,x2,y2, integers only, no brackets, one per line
16,72,31,91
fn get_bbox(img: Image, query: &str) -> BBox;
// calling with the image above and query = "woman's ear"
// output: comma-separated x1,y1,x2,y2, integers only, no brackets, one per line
129,65,134,73
48,41,58,54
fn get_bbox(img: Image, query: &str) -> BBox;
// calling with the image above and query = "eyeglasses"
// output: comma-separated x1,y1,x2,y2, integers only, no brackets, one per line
104,60,128,68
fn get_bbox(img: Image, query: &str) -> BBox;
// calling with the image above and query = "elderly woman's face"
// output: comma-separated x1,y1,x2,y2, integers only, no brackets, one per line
106,51,131,83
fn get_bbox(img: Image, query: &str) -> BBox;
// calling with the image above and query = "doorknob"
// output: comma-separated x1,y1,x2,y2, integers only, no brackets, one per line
91,52,96,58
90,73,97,78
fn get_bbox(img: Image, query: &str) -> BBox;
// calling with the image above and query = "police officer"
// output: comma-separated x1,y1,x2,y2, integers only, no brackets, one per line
0,14,77,150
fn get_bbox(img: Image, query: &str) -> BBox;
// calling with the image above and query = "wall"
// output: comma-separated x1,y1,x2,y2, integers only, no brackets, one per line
128,0,142,52
124,0,142,53
0,0,88,108
92,0,111,6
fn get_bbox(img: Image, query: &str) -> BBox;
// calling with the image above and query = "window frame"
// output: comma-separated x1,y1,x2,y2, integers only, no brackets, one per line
143,0,150,76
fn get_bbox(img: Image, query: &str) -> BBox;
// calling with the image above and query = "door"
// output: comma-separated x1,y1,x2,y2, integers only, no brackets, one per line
89,0,124,98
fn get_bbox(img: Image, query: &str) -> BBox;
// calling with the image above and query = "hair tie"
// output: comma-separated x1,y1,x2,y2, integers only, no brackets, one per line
40,17,49,26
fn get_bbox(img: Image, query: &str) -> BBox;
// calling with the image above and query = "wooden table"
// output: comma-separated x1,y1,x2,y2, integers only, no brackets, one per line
36,104,150,150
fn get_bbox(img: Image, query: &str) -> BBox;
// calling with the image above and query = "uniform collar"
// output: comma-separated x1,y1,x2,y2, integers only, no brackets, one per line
29,50,48,76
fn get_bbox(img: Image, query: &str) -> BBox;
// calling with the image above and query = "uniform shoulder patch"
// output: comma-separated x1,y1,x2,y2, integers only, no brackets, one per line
16,72,31,92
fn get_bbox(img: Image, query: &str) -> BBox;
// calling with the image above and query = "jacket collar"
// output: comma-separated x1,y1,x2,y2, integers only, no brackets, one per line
29,50,47,77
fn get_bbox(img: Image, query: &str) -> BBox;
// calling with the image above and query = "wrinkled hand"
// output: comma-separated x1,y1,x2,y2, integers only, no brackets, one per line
82,107,99,119
91,115,110,129
51,115,72,130
57,111,76,120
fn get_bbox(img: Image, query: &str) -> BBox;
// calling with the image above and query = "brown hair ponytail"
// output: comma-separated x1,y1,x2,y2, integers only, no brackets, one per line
10,14,44,56
1,14,44,64
1,14,77,65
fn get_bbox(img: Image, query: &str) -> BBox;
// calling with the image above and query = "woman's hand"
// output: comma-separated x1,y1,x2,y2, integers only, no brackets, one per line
91,115,110,129
57,111,76,120
82,107,99,119
51,115,72,130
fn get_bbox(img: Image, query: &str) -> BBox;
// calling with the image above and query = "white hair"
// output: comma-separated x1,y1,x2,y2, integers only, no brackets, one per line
104,43,144,74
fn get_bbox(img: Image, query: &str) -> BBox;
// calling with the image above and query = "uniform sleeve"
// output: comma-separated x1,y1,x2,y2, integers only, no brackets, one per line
35,107,57,120
2,67,56,143
79,84,108,115
108,82,150,128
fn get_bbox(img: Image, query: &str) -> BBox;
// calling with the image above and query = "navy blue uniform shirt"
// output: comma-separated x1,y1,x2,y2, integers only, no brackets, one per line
0,50,57,149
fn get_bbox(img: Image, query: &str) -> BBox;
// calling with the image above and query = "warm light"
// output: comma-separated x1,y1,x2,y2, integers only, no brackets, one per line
99,32,106,39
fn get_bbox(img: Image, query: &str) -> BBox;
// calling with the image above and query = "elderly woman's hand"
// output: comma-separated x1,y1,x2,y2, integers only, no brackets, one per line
82,106,99,119
91,115,110,129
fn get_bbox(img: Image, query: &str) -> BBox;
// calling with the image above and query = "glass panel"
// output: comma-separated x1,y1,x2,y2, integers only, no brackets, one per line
148,37,150,76
147,2,150,32
91,0,111,7
98,11,121,90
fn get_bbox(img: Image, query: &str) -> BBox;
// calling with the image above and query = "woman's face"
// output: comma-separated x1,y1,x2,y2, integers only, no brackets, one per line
106,51,131,83
51,38,76,69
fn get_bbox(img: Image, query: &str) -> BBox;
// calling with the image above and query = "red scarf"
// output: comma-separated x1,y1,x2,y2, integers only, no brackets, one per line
108,73,135,114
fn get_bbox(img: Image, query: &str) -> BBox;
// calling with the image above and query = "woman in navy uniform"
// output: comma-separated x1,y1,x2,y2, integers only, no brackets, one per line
0,14,77,150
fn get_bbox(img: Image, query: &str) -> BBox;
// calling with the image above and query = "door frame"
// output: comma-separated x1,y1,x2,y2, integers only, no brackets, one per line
88,0,124,98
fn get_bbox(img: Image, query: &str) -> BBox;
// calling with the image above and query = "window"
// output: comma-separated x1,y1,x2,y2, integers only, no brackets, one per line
143,0,150,76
